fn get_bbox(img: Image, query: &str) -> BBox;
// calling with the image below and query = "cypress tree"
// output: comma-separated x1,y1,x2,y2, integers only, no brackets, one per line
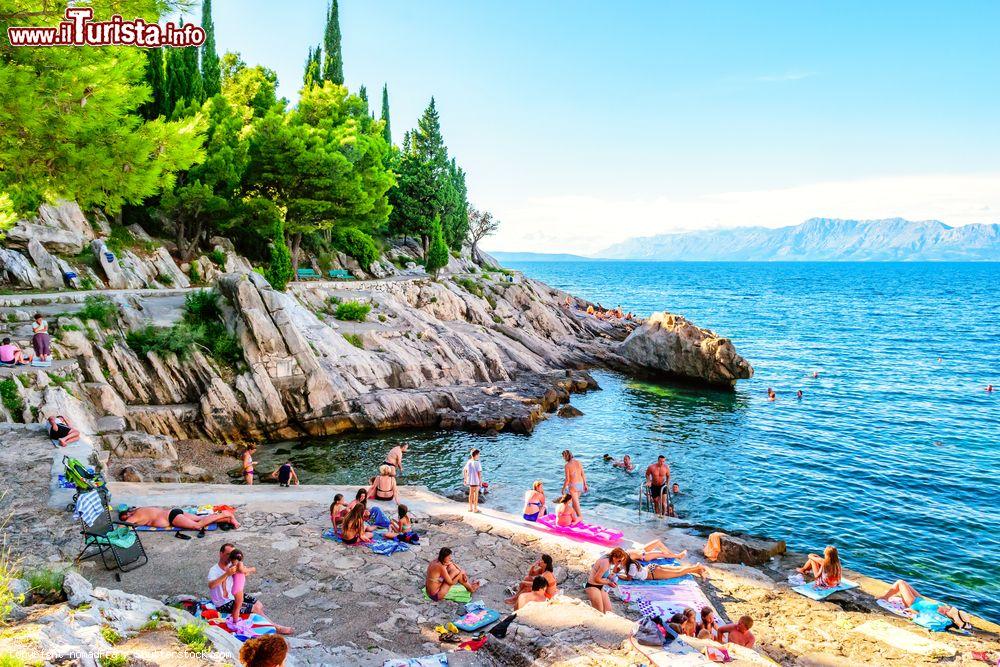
303,46,321,87
380,83,391,145
139,47,167,120
414,97,446,170
201,0,221,98
358,85,368,112
425,216,449,278
164,46,184,116
322,0,344,84
183,42,204,104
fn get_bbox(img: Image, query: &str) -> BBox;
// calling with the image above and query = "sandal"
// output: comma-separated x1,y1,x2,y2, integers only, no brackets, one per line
446,622,459,634
174,532,191,540
434,625,447,635
439,632,460,644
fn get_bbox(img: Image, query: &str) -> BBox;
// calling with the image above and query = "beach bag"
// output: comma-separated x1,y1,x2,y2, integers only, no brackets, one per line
635,616,666,646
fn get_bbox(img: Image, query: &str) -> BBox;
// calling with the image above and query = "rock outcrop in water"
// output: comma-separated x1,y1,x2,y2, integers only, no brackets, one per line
618,312,754,388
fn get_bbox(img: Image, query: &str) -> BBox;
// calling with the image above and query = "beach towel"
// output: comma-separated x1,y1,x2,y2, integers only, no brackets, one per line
370,534,409,556
367,505,392,528
876,597,953,632
84,526,138,549
134,523,219,532
628,579,714,619
535,513,623,546
792,579,859,600
630,636,711,666
422,584,472,604
30,359,52,367
199,603,277,642
383,654,448,667
454,607,500,631
877,598,916,619
74,490,105,526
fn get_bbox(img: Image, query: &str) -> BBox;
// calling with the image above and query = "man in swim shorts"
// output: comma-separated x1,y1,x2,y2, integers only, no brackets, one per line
645,455,671,516
561,450,588,519
384,443,408,474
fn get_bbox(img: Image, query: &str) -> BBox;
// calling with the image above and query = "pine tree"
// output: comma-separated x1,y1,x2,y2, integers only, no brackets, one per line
201,0,222,98
322,0,344,85
425,216,449,278
380,84,391,145
139,47,167,120
413,97,447,170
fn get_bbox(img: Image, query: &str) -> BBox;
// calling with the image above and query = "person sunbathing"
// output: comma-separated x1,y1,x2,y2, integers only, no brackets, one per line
0,338,32,365
796,545,842,588
628,539,687,561
505,554,558,605
718,615,755,648
514,576,549,610
522,480,546,521
554,493,579,527
383,504,416,541
425,547,481,602
47,415,80,447
697,606,719,641
119,505,239,530
329,494,347,528
617,554,708,581
878,579,973,631
339,503,373,545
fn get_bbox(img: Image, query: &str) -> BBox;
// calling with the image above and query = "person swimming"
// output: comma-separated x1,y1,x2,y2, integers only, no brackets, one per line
987,384,994,392
767,388,776,401
612,455,635,472
797,390,803,400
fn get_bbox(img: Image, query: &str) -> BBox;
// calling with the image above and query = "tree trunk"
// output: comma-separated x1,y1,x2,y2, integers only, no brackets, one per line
175,219,186,258
180,219,203,262
421,234,429,261
471,240,480,265
290,233,302,276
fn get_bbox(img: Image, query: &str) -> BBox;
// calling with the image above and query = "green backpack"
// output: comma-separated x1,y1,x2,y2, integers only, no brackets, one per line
63,456,104,491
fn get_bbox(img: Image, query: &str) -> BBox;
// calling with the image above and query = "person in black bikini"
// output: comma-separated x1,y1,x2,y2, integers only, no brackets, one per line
339,503,373,544
367,465,398,503
119,506,240,530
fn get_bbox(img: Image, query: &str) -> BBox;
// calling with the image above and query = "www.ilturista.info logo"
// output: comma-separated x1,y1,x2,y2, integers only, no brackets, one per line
6,7,205,47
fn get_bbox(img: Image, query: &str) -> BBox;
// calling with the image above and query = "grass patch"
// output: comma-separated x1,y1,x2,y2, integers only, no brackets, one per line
184,289,222,321
492,314,503,324
77,295,118,327
454,277,484,298
157,273,173,286
47,372,75,393
99,626,122,645
207,248,227,266
15,375,29,388
139,611,168,632
127,322,242,368
0,653,27,667
0,379,23,420
188,263,202,285
343,333,364,349
176,621,211,654
97,655,127,667
485,295,497,309
78,275,97,290
334,300,370,322
106,225,156,256
377,314,387,323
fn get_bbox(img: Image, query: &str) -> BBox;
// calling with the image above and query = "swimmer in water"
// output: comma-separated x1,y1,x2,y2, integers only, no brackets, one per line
767,388,776,401
671,482,680,495
987,385,994,393
812,371,819,379
612,455,635,473
797,390,803,400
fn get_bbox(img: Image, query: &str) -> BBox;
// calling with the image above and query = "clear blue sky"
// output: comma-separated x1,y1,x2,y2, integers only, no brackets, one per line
206,1,1000,253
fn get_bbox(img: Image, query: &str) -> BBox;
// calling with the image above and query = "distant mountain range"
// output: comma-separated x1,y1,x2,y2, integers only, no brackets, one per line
488,251,595,263
596,218,1000,261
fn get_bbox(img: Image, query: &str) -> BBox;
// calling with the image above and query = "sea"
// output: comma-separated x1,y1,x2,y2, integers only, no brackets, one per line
256,261,1000,621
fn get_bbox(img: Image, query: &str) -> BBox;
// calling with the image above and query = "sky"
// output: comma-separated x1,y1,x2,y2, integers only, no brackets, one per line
206,1,1000,255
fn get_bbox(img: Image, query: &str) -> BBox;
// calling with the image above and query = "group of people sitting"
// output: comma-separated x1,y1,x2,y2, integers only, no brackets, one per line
0,314,52,366
328,488,415,544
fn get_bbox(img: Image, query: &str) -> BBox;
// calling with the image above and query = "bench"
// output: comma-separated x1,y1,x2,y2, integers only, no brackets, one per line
296,268,319,280
328,269,353,280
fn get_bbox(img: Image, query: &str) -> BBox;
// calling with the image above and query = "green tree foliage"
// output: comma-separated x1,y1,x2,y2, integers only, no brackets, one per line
201,0,222,98
139,48,168,120
303,45,322,88
221,52,279,119
388,132,436,251
182,38,204,105
0,1,205,217
322,0,344,85
161,94,249,260
380,84,391,145
358,84,368,112
425,216,449,278
245,82,393,272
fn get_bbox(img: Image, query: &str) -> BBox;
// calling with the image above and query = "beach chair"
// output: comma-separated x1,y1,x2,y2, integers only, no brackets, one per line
75,490,148,577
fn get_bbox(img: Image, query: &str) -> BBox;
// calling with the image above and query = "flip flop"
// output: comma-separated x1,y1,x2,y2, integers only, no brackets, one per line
434,625,447,635
446,622,459,634
438,632,460,644
197,529,206,538
174,532,191,540
219,523,234,531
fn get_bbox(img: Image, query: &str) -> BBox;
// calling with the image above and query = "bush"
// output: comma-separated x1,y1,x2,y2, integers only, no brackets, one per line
126,323,201,360
265,234,293,292
100,626,122,645
78,275,97,290
77,295,118,327
342,333,363,349
177,622,211,654
184,289,222,322
207,248,227,266
0,379,23,419
208,326,243,368
425,217,449,278
0,539,23,625
316,252,334,274
454,277,483,298
97,655,127,667
0,653,27,667
331,227,378,268
188,262,202,285
156,273,173,286
24,567,64,598
334,301,370,322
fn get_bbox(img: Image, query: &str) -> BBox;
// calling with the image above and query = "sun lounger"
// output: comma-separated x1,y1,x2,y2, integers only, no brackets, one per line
535,513,623,545
75,491,148,576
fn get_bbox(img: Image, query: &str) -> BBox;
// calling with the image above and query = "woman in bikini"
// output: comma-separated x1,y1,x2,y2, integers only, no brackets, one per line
877,579,974,632
585,548,627,614
797,545,842,588
367,465,398,503
242,446,257,486
554,493,579,527
697,606,719,641
522,480,546,521
680,608,698,636
339,503,373,545
627,539,687,562
616,553,708,581
425,547,481,602
505,554,558,605
383,504,413,541
329,494,347,529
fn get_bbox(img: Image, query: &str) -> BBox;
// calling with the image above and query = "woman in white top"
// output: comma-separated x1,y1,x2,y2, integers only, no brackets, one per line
462,449,482,513
31,313,51,362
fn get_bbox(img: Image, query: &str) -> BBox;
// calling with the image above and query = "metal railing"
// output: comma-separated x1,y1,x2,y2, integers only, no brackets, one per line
637,482,675,518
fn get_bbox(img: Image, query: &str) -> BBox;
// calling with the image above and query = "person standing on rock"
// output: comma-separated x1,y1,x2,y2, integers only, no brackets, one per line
463,449,483,513
31,313,51,363
645,455,671,516
242,446,257,486
561,450,588,519
384,443,408,474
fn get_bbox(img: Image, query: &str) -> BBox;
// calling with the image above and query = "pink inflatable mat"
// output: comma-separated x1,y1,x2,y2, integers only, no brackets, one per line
536,513,623,545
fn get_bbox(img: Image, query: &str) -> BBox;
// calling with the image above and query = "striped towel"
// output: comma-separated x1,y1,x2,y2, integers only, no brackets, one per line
74,490,105,526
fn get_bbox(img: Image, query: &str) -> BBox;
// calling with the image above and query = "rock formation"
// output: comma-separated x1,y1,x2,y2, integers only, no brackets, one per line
618,312,754,388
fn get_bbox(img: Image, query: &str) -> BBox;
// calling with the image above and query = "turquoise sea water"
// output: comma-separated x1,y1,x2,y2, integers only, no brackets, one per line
258,262,1000,621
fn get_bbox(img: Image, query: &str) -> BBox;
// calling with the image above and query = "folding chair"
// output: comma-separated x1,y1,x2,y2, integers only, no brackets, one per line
76,491,148,578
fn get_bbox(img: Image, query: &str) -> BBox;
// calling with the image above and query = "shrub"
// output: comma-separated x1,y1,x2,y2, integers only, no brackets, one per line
0,380,23,419
126,323,201,360
100,626,122,645
140,611,167,632
77,295,118,327
24,568,64,598
207,248,227,266
78,275,97,290
188,263,202,285
377,314,387,323
485,295,497,309
0,539,23,625
342,333,363,349
106,225,156,255
334,301,370,322
0,654,26,667
156,273,173,286
184,289,222,322
176,622,211,654
454,277,483,298
208,327,243,368
316,252,334,274
265,234,293,292
492,314,503,324
97,654,127,667
425,217,449,278
331,227,378,268
75,246,98,271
